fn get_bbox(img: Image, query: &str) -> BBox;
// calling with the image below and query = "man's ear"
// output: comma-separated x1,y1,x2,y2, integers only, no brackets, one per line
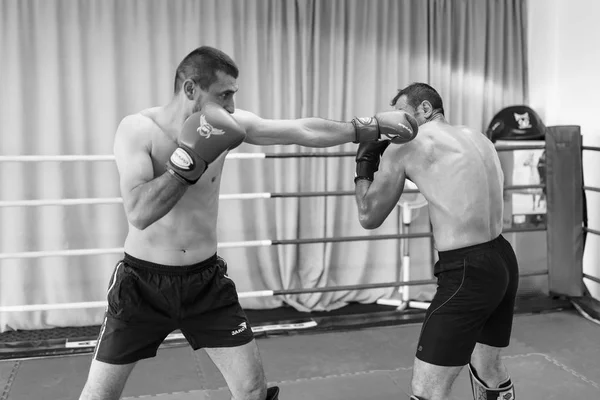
183,79,196,101
420,101,434,118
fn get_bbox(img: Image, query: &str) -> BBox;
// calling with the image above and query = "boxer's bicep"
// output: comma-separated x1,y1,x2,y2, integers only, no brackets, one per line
234,109,304,145
113,116,155,208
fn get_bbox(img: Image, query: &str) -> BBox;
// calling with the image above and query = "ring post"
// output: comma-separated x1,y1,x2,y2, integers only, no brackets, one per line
546,125,584,297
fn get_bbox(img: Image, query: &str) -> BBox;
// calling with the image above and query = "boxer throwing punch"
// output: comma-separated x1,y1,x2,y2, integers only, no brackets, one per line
353,83,518,400
78,46,417,400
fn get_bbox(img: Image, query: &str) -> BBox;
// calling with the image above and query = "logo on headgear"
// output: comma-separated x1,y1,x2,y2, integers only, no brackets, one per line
170,148,193,170
197,114,225,139
513,112,532,130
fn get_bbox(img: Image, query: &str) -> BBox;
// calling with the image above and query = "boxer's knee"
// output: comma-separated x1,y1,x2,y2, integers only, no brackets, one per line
231,378,266,400
470,343,509,388
411,358,459,400
411,378,452,400
469,358,509,389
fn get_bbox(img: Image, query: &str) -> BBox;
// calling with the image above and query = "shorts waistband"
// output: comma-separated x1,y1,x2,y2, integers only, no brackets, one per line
437,235,505,263
123,253,218,275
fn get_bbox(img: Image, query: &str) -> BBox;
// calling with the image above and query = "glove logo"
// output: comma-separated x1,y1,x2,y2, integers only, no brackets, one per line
513,112,532,130
198,114,226,139
398,122,413,133
170,148,193,170
380,122,414,141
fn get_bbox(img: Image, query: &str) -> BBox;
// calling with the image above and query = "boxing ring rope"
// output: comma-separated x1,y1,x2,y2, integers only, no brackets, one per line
3,142,596,166
0,185,545,208
581,145,600,273
0,152,357,163
582,146,600,151
0,145,549,164
0,155,116,162
0,270,550,313
0,191,413,208
582,147,600,191
582,145,600,234
0,227,547,261
583,228,600,236
584,274,600,285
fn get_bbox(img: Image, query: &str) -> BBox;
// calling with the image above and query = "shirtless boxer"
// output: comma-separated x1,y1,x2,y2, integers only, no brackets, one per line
353,83,518,400
78,46,417,400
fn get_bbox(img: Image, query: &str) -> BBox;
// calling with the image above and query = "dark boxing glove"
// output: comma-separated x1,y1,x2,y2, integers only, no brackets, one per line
353,110,418,144
354,140,390,183
266,386,280,400
167,103,246,185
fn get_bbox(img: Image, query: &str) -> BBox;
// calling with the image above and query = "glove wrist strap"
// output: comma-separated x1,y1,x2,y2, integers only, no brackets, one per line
166,145,207,185
352,118,380,143
355,161,377,181
166,167,193,186
354,175,373,184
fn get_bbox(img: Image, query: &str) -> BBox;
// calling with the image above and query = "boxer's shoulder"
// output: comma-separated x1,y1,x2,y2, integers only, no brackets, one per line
114,112,160,157
388,129,430,161
118,109,170,144
118,110,160,136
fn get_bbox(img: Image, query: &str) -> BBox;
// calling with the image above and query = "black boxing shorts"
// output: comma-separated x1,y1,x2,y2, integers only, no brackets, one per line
415,234,519,367
93,253,254,365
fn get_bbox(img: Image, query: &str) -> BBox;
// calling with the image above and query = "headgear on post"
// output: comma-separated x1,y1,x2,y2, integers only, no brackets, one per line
486,105,546,142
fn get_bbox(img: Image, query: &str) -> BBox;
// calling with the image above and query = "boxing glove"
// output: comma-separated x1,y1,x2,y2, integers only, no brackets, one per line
167,103,246,185
353,110,418,144
266,386,280,400
354,140,390,183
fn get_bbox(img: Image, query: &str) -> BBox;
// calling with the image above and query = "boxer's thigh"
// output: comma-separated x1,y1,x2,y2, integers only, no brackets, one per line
79,359,137,400
180,256,264,397
478,237,519,347
416,252,510,365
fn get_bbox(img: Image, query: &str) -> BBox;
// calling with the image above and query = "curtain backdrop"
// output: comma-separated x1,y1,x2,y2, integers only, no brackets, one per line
0,0,528,332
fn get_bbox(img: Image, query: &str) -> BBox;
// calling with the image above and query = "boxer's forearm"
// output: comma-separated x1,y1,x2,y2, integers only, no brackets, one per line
354,179,391,230
295,119,355,147
124,173,188,230
241,115,355,147
355,180,378,229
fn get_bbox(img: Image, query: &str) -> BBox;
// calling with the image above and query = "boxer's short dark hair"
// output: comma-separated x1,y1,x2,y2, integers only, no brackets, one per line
391,82,445,116
174,46,239,93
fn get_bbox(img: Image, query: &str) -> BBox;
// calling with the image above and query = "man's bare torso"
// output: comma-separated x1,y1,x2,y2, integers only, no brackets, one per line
403,121,504,251
122,107,227,265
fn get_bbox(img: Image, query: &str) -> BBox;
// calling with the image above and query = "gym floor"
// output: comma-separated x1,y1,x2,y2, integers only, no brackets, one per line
1,309,599,400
